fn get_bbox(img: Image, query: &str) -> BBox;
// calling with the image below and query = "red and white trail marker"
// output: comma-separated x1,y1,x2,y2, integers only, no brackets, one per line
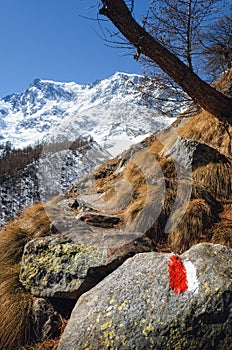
168,255,199,295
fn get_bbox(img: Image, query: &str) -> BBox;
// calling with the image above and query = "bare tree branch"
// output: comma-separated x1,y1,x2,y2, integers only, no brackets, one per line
99,0,232,124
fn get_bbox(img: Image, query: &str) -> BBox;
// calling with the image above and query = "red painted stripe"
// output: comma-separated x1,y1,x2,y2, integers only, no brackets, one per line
168,255,188,294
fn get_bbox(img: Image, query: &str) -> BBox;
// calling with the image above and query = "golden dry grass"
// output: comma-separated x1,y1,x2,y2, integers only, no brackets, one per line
211,226,232,246
193,161,232,200
178,110,232,158
0,265,33,350
167,199,216,253
81,133,230,254
213,67,232,96
96,137,230,253
20,339,59,350
0,202,51,350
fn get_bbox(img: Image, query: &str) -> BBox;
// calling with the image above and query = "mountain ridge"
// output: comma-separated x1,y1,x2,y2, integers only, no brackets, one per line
0,72,177,155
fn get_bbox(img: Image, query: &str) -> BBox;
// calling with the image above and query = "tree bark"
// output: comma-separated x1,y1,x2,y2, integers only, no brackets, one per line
100,0,232,124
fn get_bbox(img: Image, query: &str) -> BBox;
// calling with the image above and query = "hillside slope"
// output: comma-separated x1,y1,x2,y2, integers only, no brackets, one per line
0,69,231,350
67,69,232,253
0,138,110,227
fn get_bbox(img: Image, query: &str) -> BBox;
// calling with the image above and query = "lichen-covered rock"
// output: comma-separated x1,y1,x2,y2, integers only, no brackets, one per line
32,298,62,342
58,243,232,350
19,229,151,299
20,236,109,298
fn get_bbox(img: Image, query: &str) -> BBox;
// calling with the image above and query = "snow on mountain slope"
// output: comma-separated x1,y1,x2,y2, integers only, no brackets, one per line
0,73,180,227
0,72,176,156
0,138,110,227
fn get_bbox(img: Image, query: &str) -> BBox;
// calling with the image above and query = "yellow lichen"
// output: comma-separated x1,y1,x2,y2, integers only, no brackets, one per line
203,281,211,293
102,329,114,348
142,322,154,338
117,301,128,311
101,321,113,331
122,336,127,346
84,341,91,350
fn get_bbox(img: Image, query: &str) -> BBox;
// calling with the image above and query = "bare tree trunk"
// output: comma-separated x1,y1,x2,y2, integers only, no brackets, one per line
100,0,232,124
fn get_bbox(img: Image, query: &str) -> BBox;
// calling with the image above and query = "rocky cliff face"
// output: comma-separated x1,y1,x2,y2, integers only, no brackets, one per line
0,69,231,350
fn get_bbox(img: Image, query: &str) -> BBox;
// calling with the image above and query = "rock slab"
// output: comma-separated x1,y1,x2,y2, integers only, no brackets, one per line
20,236,108,299
58,243,232,350
19,229,152,299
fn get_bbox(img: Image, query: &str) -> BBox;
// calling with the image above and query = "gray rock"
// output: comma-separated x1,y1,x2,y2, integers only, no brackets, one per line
165,136,227,170
58,243,232,350
20,236,108,299
68,198,96,212
32,298,62,342
19,228,151,299
49,217,88,234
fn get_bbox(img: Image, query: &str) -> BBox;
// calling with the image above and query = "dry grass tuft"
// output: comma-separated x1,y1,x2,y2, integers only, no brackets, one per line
0,202,51,350
178,110,232,158
20,339,59,350
193,160,232,200
167,199,217,253
210,226,232,247
147,138,165,157
0,265,33,350
122,153,226,253
125,184,149,222
124,160,146,195
213,67,232,96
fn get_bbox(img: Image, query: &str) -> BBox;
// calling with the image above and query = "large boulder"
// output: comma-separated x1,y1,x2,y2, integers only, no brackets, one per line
165,136,228,170
58,243,232,350
19,224,152,299
20,236,108,299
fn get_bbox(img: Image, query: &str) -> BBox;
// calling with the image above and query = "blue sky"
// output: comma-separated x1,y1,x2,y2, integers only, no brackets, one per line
0,0,150,97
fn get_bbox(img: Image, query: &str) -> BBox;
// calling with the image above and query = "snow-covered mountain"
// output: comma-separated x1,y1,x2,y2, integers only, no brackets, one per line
0,72,179,228
0,72,176,156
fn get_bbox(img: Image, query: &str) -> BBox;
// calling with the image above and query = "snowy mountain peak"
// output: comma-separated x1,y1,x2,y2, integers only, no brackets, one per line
30,78,42,88
0,72,177,154
29,78,83,93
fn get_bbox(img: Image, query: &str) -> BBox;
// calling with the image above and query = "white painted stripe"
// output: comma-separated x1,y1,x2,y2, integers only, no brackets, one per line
183,260,199,294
